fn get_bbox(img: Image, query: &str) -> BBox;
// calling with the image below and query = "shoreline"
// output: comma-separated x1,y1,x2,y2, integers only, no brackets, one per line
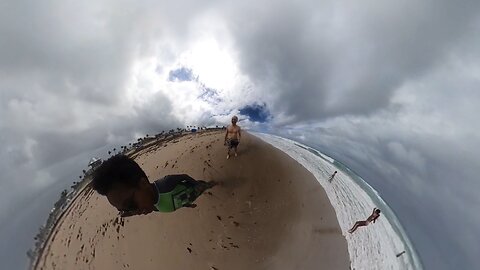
254,132,423,270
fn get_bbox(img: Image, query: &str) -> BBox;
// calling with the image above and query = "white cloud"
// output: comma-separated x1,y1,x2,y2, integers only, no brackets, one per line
1,0,480,269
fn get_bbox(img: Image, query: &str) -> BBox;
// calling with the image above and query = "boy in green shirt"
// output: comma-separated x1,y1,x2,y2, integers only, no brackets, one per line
92,155,216,217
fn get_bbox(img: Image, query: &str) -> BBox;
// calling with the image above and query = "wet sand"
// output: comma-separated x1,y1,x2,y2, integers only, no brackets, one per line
35,131,349,270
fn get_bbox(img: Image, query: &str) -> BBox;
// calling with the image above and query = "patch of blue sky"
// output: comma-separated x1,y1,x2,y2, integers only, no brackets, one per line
239,103,271,123
198,86,222,104
168,67,195,82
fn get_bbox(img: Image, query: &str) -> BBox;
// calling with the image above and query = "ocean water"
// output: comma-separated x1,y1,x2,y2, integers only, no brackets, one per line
253,132,423,270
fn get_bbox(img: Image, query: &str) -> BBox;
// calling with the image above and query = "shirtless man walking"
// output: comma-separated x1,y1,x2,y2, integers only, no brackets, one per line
224,115,241,159
348,208,381,233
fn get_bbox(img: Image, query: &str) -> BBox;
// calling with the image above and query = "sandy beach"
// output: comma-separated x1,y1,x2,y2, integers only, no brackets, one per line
35,131,349,270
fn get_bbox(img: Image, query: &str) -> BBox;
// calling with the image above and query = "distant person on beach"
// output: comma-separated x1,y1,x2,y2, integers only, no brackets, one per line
224,115,241,159
328,171,337,182
396,251,406,258
92,155,216,217
348,208,381,234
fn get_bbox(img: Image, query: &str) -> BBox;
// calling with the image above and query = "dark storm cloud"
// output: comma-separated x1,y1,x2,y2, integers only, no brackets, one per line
274,87,480,269
221,4,480,266
1,0,479,269
223,0,480,123
0,0,206,199
0,2,134,105
0,1,199,267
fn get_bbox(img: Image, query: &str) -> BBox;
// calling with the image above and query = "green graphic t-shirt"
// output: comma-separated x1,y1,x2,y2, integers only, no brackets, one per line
152,175,198,212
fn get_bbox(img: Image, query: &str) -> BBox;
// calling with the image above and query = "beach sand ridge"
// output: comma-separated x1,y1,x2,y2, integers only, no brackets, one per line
35,131,349,270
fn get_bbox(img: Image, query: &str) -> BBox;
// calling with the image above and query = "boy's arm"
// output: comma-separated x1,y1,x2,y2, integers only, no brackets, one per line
224,128,229,143
238,127,242,141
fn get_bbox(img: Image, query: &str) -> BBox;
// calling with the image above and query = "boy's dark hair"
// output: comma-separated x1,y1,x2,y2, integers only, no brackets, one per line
92,155,147,195
375,209,381,214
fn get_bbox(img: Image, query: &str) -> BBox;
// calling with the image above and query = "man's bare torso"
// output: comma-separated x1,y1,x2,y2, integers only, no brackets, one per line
226,125,241,140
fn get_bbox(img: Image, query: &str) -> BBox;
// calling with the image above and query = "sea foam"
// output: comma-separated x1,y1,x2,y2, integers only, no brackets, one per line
253,132,423,270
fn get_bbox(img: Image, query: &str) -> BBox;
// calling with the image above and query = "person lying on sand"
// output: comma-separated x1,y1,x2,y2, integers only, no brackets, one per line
92,155,216,217
348,208,381,233
224,115,241,159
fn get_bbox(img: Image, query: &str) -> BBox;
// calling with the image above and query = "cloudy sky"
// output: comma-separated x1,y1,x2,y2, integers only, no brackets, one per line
1,0,479,269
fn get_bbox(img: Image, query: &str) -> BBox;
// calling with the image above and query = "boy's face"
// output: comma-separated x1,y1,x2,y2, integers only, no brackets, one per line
106,178,156,216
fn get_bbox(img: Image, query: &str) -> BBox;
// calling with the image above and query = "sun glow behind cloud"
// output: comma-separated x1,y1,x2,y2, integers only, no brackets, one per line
180,38,238,91
1,1,480,269
125,23,257,126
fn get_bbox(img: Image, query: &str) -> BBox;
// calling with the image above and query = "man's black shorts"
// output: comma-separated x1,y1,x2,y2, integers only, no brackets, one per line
227,139,239,149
